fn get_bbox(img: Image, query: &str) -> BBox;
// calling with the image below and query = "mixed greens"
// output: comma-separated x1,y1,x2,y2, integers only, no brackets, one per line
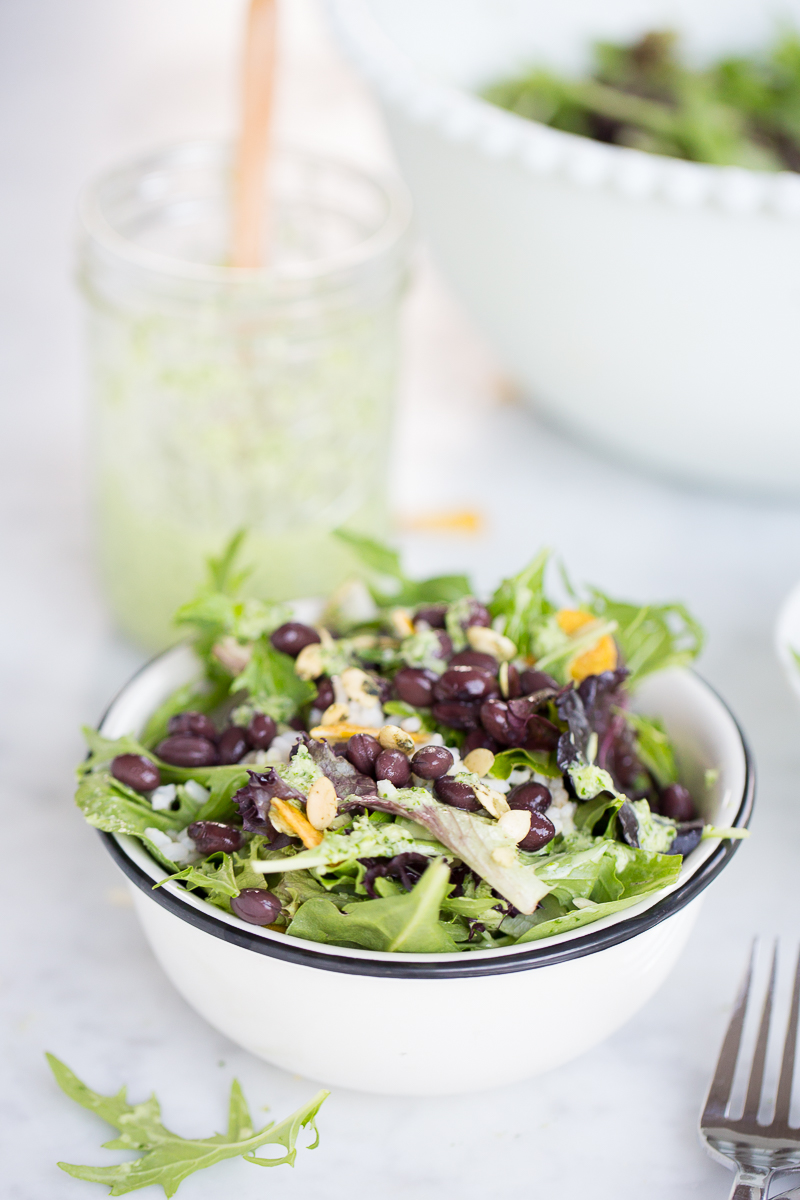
47,1053,327,1197
76,532,744,954
483,28,800,171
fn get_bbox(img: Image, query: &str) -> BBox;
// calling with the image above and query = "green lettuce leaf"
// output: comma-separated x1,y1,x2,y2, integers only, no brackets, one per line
489,747,562,780
48,1053,328,1197
287,858,458,953
75,772,187,838
513,893,646,943
155,853,241,906
623,711,679,787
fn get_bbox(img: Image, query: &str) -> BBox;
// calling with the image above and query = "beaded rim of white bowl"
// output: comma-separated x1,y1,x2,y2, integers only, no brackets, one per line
326,0,800,219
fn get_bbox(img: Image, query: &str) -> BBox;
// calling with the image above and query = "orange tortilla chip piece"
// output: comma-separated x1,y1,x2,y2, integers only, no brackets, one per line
309,723,429,745
569,635,618,682
556,609,595,635
270,797,323,849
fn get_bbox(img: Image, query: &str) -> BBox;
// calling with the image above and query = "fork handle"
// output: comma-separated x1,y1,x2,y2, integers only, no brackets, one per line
729,1168,772,1200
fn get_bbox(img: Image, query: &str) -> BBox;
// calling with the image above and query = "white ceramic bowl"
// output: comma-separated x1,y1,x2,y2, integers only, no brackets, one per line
99,647,752,1095
327,0,800,495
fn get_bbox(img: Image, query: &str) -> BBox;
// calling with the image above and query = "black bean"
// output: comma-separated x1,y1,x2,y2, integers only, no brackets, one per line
270,622,321,658
414,604,447,628
523,714,561,752
519,669,559,695
168,711,218,741
230,888,282,925
246,712,276,750
462,728,501,756
431,700,482,731
479,698,516,745
449,650,498,673
503,663,521,698
156,735,218,767
332,741,350,757
394,666,438,708
187,821,243,855
433,665,499,704
659,783,695,822
507,783,552,815
375,749,411,787
111,754,162,793
217,726,249,765
519,811,556,852
411,745,454,780
314,677,335,711
288,716,307,732
347,733,382,776
433,776,481,811
464,600,491,628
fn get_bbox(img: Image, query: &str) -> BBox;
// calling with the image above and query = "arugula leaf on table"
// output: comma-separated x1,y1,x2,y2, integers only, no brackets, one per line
287,858,458,953
333,528,472,608
47,1054,328,1198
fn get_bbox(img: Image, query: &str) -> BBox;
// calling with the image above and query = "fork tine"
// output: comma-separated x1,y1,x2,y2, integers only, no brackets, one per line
702,941,757,1121
742,942,779,1118
774,947,800,1128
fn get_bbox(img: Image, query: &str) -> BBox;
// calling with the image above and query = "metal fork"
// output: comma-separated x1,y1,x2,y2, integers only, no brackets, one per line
700,943,800,1199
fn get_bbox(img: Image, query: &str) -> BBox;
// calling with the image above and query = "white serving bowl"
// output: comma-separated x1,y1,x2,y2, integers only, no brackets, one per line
327,0,800,495
99,646,752,1095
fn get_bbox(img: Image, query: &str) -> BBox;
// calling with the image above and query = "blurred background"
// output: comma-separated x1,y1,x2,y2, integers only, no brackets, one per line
5,1,800,1196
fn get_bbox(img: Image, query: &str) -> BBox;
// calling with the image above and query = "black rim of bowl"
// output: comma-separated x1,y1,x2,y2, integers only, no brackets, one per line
99,656,755,980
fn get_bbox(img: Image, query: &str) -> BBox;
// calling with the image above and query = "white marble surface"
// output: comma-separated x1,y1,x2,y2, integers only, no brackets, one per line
4,2,800,1197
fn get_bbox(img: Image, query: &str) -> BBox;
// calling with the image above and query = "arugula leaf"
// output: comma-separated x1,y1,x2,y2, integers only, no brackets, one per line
206,529,250,594
47,1053,328,1197
231,642,315,722
287,858,458,953
333,529,471,608
333,528,404,580
622,711,679,787
488,550,553,657
586,591,704,684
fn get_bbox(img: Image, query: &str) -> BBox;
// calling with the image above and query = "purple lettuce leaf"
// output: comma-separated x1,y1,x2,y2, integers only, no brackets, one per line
305,739,378,801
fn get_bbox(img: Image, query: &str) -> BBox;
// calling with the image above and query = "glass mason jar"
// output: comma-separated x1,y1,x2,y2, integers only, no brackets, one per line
78,142,412,649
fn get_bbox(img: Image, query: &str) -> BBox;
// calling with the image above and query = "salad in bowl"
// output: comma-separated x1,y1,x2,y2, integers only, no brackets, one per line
77,532,744,956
